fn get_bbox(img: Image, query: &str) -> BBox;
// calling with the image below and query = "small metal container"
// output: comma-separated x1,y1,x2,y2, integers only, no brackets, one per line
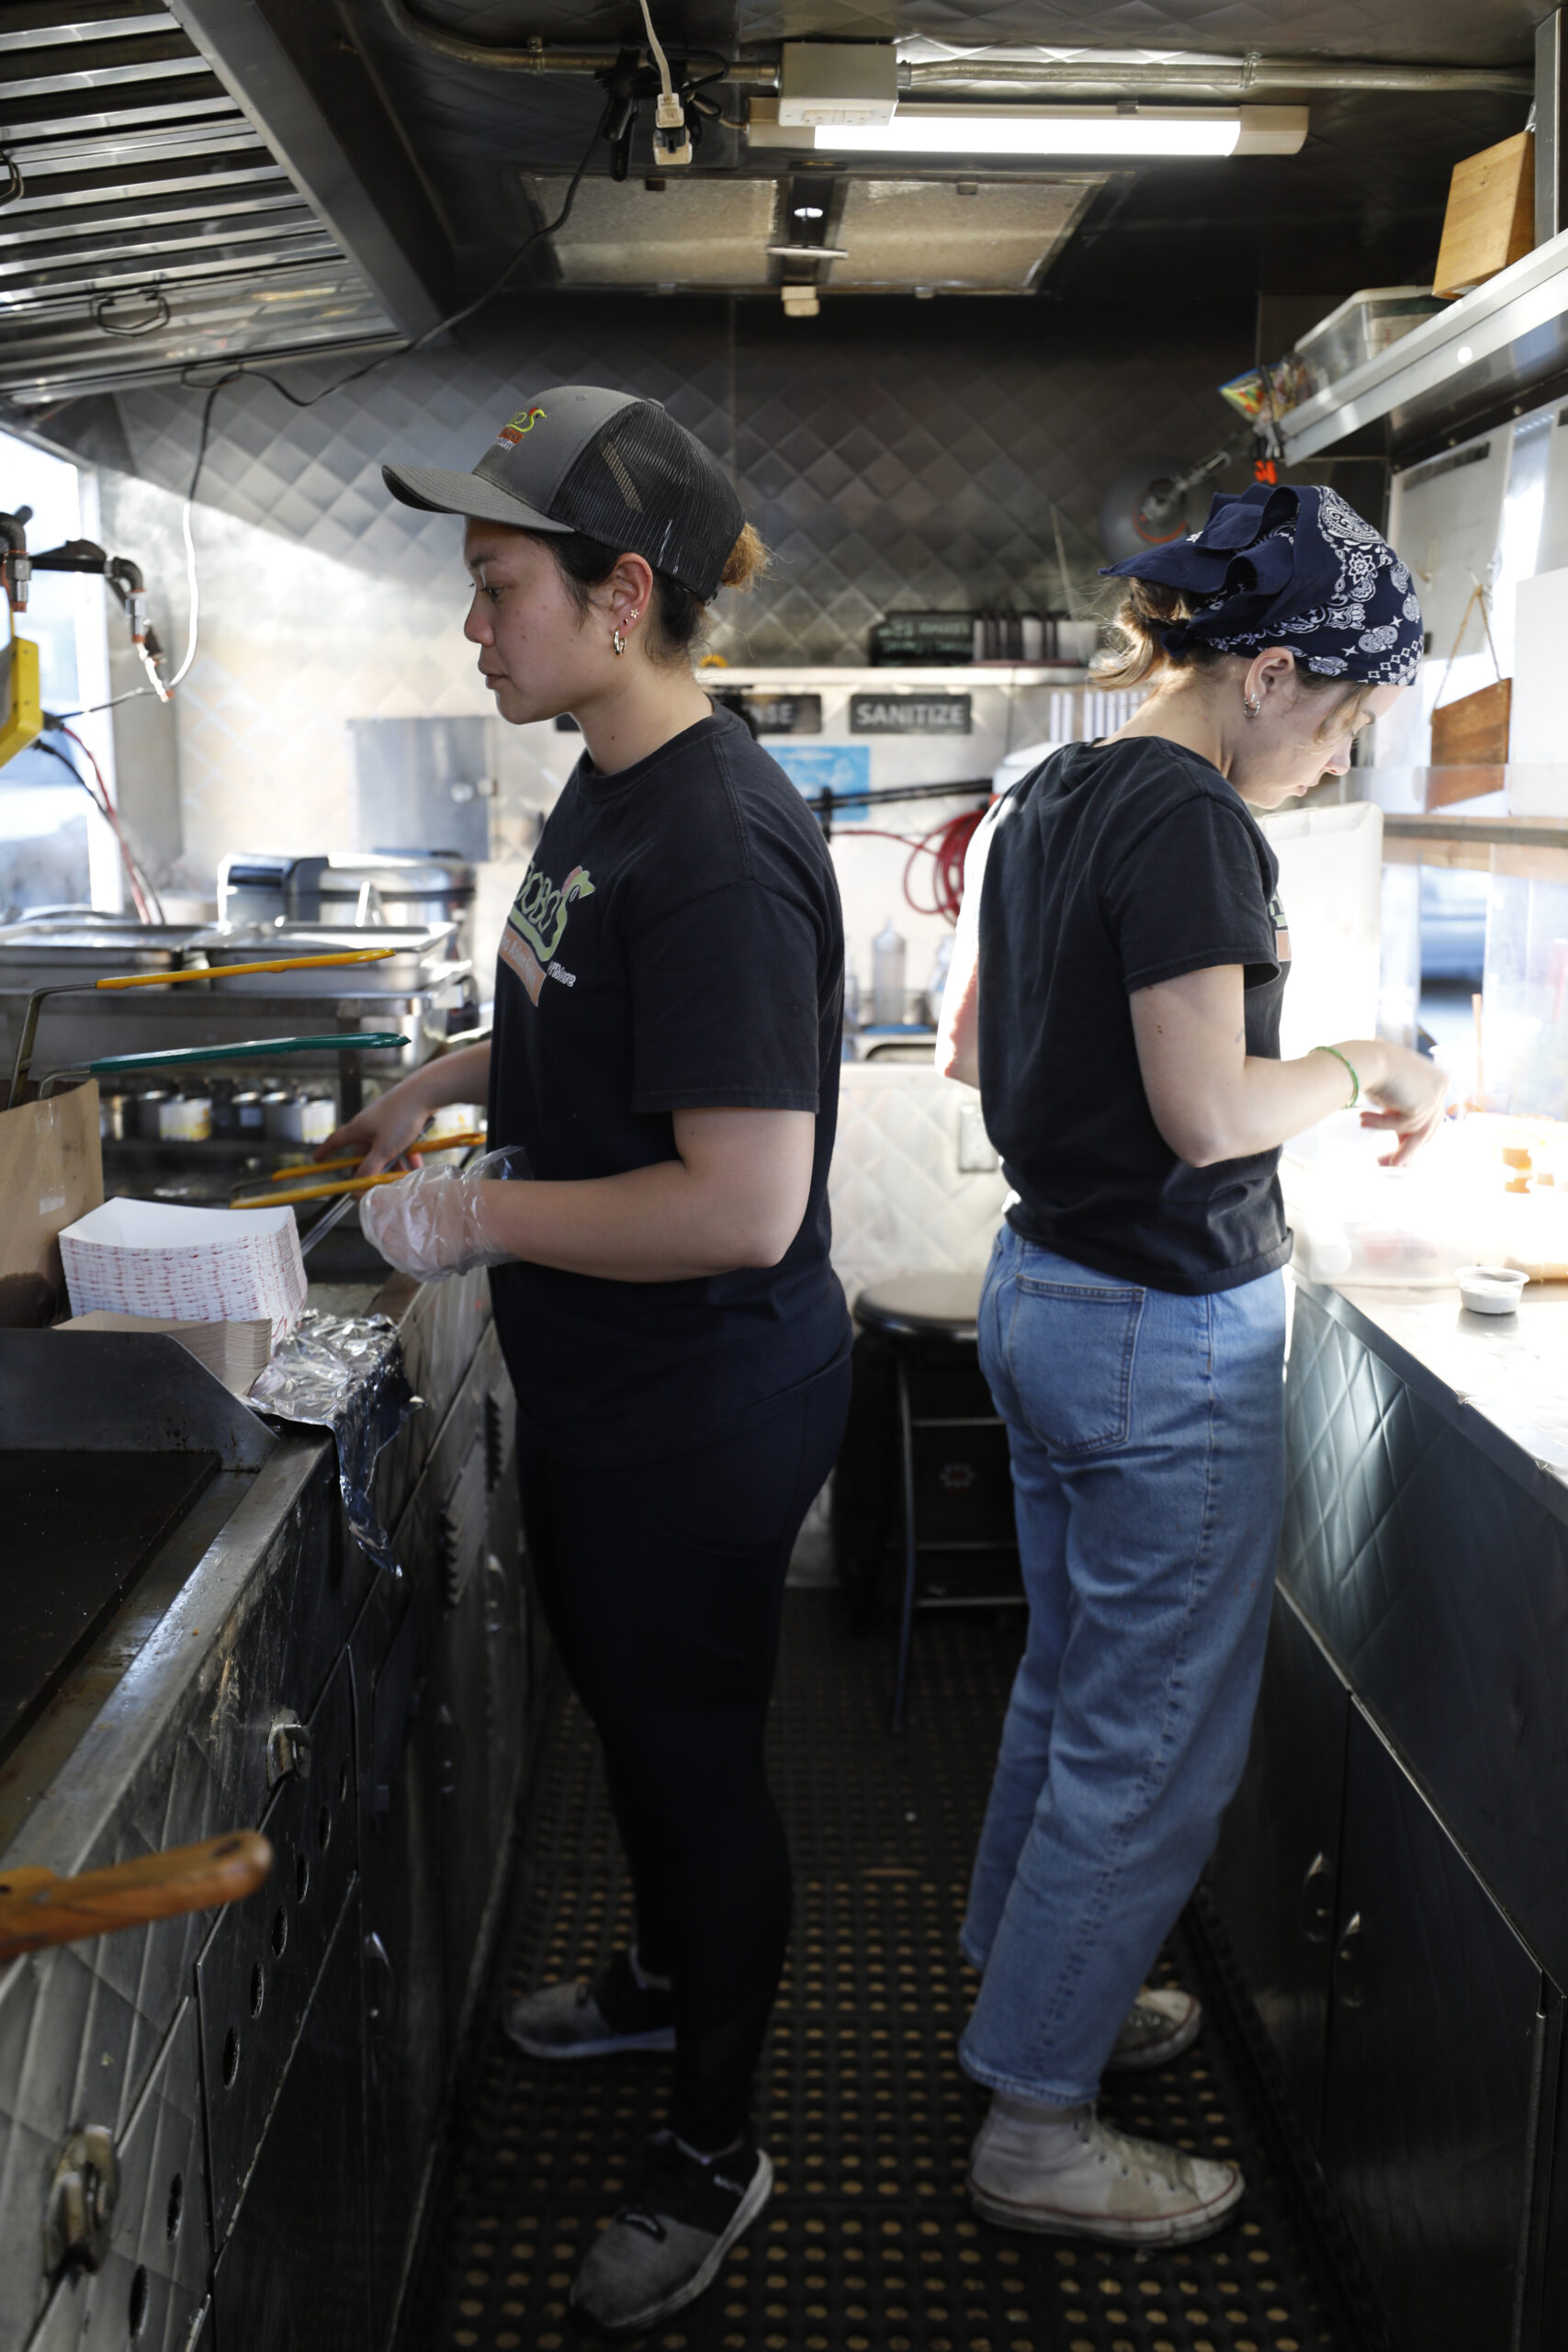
233,1091,265,1135
100,1093,131,1142
135,1089,171,1139
262,1088,304,1141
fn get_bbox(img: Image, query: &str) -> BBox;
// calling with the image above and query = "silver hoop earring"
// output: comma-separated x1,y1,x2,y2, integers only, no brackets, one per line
1243,693,1262,718
612,627,626,656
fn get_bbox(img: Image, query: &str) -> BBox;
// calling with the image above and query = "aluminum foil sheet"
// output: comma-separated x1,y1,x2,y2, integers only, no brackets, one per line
249,1309,419,1576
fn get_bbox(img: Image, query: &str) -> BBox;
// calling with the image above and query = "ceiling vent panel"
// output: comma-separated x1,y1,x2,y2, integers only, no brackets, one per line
826,175,1106,293
525,175,782,289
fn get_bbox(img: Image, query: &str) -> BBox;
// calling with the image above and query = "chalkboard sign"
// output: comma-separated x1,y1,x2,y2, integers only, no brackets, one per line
851,692,972,735
869,612,976,666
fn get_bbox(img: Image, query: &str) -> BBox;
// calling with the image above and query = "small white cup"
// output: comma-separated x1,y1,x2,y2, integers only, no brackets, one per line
1455,1264,1528,1315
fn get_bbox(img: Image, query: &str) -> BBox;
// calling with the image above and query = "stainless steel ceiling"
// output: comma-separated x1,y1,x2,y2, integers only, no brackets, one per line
0,0,1542,407
0,3,397,399
337,0,1534,316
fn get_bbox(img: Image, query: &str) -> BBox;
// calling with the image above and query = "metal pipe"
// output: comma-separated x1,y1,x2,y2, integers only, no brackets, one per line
377,0,766,82
900,57,1534,97
376,7,1531,100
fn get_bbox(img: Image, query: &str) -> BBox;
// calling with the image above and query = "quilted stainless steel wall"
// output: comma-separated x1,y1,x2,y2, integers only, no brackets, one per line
96,292,1254,665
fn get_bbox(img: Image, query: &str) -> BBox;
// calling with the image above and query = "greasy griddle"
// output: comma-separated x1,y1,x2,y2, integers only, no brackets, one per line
1,1449,220,1766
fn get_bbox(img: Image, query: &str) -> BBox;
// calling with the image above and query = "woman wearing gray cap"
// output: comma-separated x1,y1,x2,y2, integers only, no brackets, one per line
322,387,852,2334
938,483,1447,2245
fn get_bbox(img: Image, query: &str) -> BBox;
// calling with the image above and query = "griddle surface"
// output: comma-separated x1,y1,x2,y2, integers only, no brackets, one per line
1,1449,220,1764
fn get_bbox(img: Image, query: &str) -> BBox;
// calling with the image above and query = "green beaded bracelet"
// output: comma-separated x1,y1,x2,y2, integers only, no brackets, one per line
1314,1044,1359,1109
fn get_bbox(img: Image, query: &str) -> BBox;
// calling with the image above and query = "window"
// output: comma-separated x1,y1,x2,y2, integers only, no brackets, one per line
0,427,118,915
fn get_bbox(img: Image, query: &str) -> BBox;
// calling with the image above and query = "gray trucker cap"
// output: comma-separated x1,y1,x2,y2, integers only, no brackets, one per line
382,384,744,601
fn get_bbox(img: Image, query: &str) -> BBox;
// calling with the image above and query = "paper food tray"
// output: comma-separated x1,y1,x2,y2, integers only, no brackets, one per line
59,1196,306,1347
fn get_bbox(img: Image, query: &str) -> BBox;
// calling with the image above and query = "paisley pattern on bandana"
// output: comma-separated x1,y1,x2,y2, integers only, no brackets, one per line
1101,481,1424,688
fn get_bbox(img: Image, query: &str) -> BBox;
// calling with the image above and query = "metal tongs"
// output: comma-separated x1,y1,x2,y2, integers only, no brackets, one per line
7,945,400,1108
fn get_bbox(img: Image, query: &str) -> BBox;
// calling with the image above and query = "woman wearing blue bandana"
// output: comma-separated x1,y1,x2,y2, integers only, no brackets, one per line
937,482,1448,2245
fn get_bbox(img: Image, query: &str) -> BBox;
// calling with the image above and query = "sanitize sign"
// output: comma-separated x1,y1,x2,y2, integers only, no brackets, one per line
849,692,972,735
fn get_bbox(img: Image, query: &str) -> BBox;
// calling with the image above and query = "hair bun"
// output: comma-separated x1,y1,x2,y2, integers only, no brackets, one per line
720,523,768,594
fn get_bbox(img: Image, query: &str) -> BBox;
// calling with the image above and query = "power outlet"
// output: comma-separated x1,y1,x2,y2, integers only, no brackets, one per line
957,1102,999,1173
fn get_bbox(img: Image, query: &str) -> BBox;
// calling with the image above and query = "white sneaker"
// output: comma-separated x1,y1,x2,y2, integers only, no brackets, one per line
1106,1984,1203,2072
968,2095,1244,2245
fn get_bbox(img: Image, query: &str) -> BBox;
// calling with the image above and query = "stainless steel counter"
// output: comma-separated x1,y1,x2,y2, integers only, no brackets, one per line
1292,1270,1568,1515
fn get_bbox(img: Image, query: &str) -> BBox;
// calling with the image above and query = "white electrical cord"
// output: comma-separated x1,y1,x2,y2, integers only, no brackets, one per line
636,0,686,138
165,494,198,691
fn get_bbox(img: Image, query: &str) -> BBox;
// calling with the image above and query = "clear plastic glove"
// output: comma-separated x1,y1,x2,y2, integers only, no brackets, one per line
360,1165,513,1281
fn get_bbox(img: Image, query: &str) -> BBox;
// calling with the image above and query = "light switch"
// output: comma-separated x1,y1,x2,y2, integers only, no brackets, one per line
957,1102,999,1173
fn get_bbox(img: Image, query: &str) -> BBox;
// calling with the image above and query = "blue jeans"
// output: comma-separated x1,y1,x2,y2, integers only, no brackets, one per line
960,1224,1286,2106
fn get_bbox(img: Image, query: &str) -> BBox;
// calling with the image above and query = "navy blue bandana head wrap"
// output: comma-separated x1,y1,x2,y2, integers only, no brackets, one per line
1101,481,1423,687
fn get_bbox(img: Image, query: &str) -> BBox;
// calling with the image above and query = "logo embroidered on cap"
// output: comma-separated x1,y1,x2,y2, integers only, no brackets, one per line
496,405,547,447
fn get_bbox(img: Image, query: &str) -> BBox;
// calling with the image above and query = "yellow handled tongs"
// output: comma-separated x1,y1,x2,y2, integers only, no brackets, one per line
269,1128,486,1182
231,1170,405,1210
6,946,398,1110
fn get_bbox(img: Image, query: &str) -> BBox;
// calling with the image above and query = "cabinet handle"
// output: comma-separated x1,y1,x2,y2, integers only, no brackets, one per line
1299,1852,1334,1946
434,1702,464,1798
1332,1910,1366,2008
364,1929,399,2032
266,1710,311,1789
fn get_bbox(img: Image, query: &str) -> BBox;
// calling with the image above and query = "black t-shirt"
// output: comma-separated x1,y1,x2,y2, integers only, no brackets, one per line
976,736,1292,1295
487,703,851,1463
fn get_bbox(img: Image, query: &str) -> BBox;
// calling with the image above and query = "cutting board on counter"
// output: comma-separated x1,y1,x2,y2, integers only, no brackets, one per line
0,1081,102,1328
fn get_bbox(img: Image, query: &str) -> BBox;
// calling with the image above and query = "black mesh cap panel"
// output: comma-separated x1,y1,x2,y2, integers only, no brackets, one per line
554,402,743,599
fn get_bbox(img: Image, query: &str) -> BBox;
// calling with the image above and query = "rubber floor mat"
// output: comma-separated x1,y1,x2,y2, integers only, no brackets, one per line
412,1595,1352,2352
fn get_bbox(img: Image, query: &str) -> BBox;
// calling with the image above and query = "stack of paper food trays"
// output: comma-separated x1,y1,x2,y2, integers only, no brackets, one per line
59,1197,306,1348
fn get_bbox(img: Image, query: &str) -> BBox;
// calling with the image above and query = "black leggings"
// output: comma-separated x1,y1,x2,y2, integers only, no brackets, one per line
519,1363,851,2150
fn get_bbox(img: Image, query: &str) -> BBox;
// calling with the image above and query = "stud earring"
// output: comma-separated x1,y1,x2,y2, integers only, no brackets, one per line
612,627,626,656
1243,693,1262,717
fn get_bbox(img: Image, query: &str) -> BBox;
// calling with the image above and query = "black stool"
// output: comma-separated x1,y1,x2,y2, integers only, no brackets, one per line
851,1271,1022,1733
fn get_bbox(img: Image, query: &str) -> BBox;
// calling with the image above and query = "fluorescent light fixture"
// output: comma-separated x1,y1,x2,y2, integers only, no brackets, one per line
807,105,1306,159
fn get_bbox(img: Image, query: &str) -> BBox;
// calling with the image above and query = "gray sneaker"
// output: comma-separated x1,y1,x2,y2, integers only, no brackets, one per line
569,2130,773,2335
969,2096,1243,2245
1106,1984,1202,2072
502,1950,675,2060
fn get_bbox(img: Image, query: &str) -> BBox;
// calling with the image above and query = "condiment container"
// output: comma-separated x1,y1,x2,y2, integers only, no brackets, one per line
872,916,908,1026
135,1089,171,1139
1456,1264,1528,1315
233,1091,265,1134
159,1092,212,1142
299,1092,336,1145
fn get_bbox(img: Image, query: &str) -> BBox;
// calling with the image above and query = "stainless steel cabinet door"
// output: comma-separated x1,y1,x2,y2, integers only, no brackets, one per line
1322,1705,1547,2352
210,1888,370,2352
360,1584,446,2352
1206,1588,1349,2145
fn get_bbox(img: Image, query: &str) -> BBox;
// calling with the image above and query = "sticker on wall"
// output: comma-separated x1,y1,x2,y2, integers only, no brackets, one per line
772,743,872,819
850,691,971,735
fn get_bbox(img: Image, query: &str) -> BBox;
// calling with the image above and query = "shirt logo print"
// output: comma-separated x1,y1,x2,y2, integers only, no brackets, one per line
502,859,594,1004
